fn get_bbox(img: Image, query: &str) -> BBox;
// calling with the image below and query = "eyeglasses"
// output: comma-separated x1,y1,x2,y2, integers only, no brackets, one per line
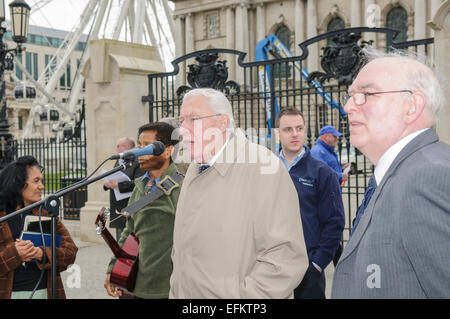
176,113,222,126
340,90,413,106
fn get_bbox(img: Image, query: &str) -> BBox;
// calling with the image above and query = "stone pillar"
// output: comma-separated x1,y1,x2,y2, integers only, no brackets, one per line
428,0,450,144
174,14,186,86
226,6,236,81
295,0,305,56
306,0,318,71
185,13,195,54
414,0,427,55
351,0,361,27
256,3,265,42
80,39,164,243
235,3,249,84
248,6,256,66
414,0,427,39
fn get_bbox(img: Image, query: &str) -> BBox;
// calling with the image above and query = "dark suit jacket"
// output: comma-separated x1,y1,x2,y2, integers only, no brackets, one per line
104,159,144,229
332,129,450,298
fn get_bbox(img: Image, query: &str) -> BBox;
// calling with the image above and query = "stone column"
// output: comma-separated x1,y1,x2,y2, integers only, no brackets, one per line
79,39,164,243
415,0,427,55
248,6,256,65
414,0,427,39
256,3,265,42
306,0,318,71
185,13,195,54
295,0,305,56
235,2,249,84
428,0,450,144
174,14,186,86
226,6,236,81
235,3,249,55
351,0,361,27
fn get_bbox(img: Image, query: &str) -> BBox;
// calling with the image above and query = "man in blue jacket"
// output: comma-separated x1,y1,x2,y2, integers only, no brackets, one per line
311,126,350,184
276,108,345,299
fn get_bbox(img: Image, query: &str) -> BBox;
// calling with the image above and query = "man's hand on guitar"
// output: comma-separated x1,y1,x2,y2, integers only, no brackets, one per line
105,274,123,298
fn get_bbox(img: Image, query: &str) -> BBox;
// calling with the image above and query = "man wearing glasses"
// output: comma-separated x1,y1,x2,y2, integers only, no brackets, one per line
169,88,308,298
332,48,450,298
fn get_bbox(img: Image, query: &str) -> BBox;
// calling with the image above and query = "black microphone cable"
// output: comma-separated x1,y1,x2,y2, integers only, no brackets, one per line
29,205,47,299
54,157,110,196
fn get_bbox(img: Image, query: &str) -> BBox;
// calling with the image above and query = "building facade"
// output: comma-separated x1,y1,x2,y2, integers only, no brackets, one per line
172,0,443,82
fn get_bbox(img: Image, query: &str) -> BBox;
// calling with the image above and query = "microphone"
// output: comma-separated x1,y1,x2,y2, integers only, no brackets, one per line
109,141,165,160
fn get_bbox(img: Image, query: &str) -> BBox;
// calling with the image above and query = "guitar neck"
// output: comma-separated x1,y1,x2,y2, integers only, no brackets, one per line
101,227,135,260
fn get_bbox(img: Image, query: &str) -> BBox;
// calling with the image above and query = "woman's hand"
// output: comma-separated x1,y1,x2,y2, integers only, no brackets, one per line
31,246,44,261
15,239,36,262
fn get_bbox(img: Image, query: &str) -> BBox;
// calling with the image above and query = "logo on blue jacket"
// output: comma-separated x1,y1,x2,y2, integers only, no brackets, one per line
298,177,314,187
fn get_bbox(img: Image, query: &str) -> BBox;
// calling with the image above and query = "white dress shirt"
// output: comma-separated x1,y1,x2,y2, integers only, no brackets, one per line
374,128,429,185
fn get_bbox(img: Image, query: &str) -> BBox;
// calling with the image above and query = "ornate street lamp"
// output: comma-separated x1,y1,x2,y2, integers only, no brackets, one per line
9,0,30,44
0,0,30,169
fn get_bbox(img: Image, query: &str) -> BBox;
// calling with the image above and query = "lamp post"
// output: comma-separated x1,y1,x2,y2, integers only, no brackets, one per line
0,0,30,169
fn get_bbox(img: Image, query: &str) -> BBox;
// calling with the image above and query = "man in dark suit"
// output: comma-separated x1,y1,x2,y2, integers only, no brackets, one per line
103,137,144,240
331,48,450,298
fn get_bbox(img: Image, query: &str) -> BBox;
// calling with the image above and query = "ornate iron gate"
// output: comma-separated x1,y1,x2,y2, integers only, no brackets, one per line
142,27,433,242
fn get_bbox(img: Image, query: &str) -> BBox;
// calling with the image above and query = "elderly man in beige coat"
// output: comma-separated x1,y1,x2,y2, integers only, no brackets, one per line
169,88,308,298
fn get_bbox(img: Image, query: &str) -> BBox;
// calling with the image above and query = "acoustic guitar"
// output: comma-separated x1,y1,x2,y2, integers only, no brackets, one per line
95,207,139,294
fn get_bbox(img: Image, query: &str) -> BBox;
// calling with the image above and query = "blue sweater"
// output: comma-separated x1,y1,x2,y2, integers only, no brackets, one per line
282,146,345,270
310,139,342,183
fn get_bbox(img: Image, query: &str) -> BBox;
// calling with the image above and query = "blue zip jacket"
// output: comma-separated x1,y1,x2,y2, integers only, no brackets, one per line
310,139,343,183
282,146,345,270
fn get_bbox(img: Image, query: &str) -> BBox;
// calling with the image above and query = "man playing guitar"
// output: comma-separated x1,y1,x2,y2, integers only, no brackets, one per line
104,122,183,299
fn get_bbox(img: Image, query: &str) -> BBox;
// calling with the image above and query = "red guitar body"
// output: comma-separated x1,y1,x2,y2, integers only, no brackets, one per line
95,207,139,294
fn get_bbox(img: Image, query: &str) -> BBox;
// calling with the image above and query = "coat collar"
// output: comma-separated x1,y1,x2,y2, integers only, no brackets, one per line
137,162,178,191
338,128,439,263
316,138,336,154
214,129,247,177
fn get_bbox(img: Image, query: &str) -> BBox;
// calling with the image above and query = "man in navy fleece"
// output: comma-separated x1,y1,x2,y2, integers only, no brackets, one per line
276,108,345,299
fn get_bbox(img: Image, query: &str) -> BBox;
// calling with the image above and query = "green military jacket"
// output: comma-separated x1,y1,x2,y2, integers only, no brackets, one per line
107,163,182,298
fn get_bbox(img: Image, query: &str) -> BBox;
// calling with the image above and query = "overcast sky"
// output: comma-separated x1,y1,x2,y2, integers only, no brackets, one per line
5,0,91,32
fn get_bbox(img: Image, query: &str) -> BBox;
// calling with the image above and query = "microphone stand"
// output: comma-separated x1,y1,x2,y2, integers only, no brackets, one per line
0,160,134,299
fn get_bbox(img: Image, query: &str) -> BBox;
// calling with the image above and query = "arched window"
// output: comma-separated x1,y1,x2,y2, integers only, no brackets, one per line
274,26,291,78
327,18,345,46
275,26,291,50
386,7,408,42
327,17,345,32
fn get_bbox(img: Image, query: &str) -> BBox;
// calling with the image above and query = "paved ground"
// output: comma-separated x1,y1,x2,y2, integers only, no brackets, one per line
60,221,335,299
60,236,113,299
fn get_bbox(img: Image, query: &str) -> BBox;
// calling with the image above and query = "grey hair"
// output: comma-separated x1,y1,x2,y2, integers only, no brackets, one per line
360,46,446,122
119,137,135,149
182,88,235,128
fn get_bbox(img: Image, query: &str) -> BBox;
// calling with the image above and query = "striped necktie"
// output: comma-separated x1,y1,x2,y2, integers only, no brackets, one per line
352,176,377,235
198,164,210,174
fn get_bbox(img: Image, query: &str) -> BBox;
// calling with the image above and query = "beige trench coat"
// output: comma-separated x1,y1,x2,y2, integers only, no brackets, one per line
170,129,308,298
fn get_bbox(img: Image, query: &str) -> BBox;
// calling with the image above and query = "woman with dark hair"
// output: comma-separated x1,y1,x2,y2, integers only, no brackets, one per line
0,156,78,299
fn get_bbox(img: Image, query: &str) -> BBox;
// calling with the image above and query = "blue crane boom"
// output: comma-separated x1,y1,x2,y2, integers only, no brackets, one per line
255,34,346,136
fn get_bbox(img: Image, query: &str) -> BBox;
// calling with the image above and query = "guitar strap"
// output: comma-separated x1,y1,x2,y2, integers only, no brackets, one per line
120,172,184,218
